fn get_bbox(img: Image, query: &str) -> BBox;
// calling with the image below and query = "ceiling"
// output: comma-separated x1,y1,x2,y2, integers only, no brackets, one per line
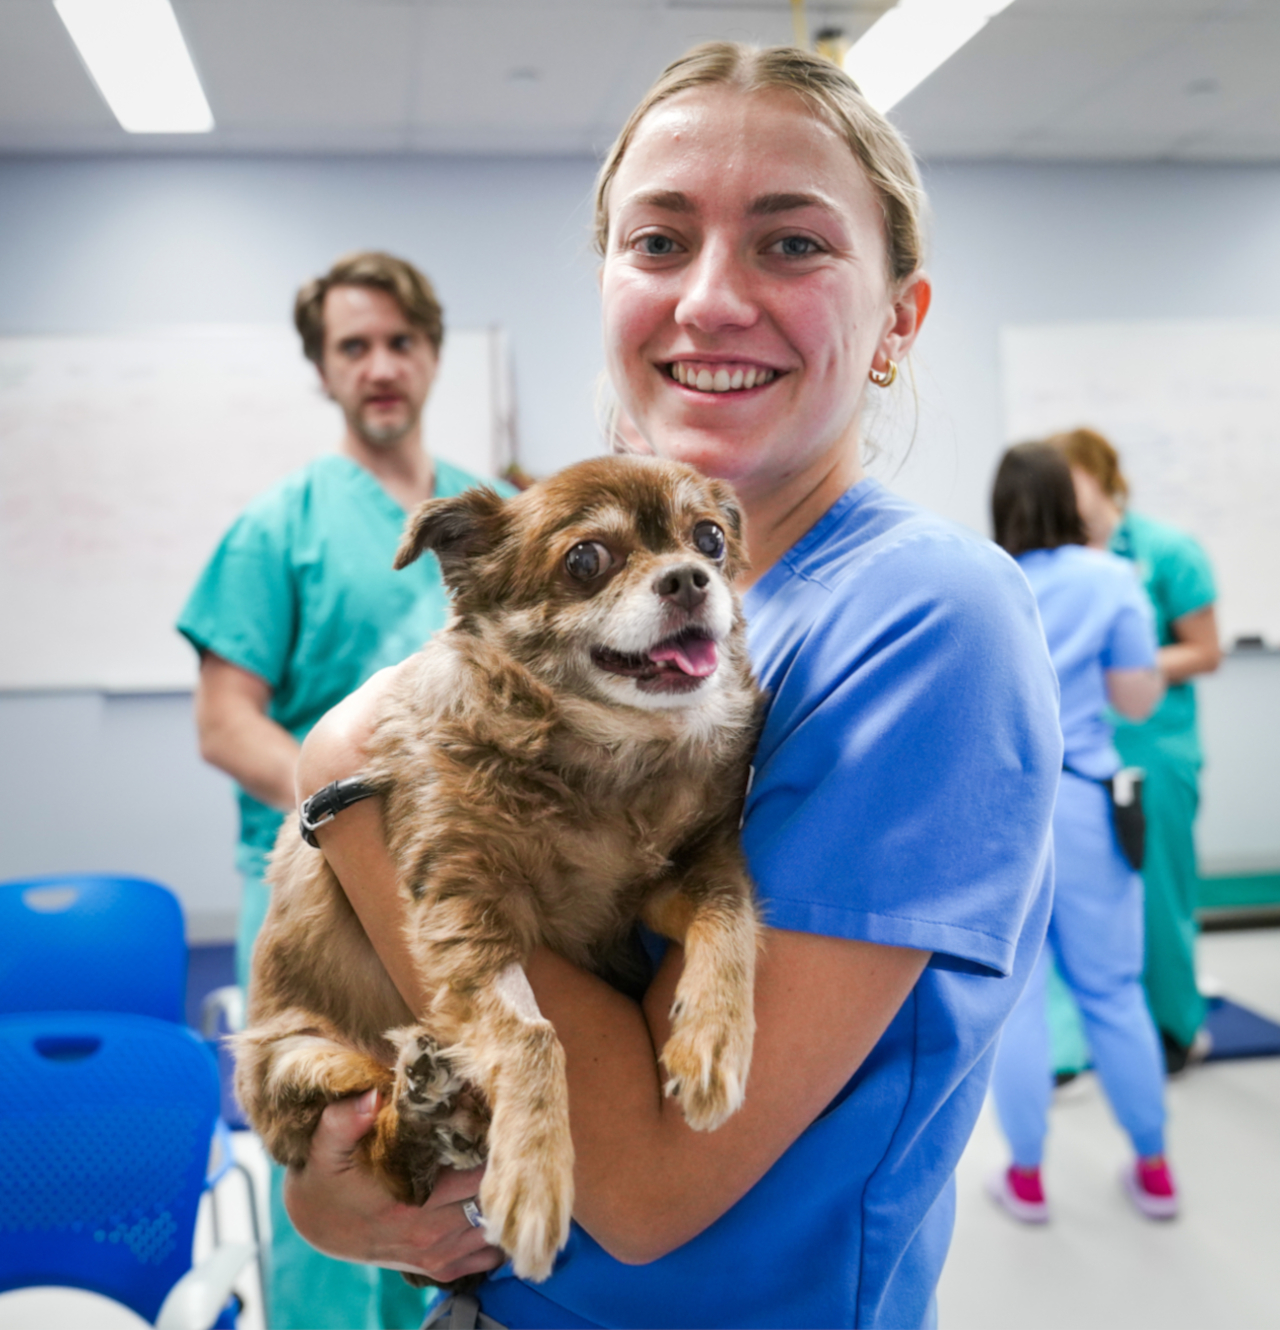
1,0,1278,162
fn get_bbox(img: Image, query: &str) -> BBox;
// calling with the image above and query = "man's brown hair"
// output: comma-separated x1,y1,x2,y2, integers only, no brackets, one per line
294,251,445,366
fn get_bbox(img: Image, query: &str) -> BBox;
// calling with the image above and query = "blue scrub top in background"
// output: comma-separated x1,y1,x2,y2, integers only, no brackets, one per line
1017,544,1157,780
480,479,1062,1330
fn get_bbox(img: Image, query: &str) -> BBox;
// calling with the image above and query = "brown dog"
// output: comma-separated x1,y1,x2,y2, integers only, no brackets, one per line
234,455,763,1282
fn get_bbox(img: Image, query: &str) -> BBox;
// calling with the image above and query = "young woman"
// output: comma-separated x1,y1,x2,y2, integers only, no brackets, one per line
1053,427,1222,1072
280,45,1062,1329
986,442,1177,1225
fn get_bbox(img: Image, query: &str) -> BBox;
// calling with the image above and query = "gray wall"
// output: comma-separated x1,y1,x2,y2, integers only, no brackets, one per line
2,154,1277,938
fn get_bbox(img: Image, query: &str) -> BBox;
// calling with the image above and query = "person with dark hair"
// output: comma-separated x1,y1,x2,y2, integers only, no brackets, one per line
987,442,1179,1224
178,251,512,1329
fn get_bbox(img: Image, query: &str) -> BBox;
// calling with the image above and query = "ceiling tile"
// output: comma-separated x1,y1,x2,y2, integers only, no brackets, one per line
0,0,1277,161
0,0,121,144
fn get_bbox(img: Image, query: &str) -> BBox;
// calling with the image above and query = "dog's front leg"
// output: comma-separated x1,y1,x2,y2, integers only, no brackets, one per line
431,963,574,1283
642,835,761,1132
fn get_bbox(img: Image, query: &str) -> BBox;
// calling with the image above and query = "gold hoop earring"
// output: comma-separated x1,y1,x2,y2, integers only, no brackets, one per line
869,360,897,388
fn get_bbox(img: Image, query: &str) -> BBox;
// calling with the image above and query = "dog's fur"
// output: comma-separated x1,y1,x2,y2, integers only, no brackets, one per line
234,455,763,1282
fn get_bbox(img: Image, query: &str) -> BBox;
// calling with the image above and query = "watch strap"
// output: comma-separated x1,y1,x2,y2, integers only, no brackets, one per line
299,777,379,848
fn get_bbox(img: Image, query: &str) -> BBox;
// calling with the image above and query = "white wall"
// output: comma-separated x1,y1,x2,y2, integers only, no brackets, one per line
0,154,606,477
1,154,1277,936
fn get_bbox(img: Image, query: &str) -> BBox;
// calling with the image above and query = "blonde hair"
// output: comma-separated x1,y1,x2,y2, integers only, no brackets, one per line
1049,427,1130,503
592,42,927,286
294,250,445,366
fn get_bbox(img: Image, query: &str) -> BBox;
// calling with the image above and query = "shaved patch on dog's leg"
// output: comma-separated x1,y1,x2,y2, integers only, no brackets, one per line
659,888,760,1131
493,962,544,1024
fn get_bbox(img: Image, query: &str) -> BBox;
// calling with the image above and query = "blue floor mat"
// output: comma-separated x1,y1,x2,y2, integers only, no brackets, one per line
186,942,235,1028
186,943,244,1126
1203,996,1280,1061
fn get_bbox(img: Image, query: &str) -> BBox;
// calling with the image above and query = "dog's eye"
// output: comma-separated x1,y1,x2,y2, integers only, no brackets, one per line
692,522,726,561
565,541,614,581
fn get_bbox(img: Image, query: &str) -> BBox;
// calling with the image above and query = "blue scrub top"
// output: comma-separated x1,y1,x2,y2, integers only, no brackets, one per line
1017,544,1157,780
481,480,1061,1330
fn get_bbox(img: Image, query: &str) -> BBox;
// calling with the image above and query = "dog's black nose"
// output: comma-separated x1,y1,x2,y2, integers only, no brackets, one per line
655,563,710,612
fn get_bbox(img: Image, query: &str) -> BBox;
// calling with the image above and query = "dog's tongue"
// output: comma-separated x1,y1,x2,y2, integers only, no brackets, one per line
649,636,718,678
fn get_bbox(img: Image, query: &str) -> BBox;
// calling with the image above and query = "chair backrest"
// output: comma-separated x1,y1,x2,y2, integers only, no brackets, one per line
0,1011,220,1324
0,875,186,1023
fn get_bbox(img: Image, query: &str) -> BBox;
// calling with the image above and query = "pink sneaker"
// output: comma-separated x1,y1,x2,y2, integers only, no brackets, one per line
986,1164,1049,1224
1123,1154,1179,1220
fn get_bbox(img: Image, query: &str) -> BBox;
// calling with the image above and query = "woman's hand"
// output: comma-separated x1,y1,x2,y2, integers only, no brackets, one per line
283,1089,506,1284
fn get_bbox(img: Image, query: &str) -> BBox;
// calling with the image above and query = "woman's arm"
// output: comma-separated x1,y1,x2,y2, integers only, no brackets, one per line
1106,666,1165,721
1160,604,1223,683
291,673,930,1267
524,930,927,1262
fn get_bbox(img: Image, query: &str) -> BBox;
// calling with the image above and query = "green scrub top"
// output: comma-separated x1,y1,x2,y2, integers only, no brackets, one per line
178,453,512,878
1109,509,1216,763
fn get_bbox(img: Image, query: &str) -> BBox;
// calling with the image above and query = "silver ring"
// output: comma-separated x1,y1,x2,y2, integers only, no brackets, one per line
462,1199,484,1230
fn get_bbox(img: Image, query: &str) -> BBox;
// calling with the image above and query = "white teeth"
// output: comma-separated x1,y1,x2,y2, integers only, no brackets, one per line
672,362,775,393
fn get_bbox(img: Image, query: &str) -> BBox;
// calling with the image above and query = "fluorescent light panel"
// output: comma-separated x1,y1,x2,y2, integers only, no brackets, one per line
844,0,1018,113
54,0,214,134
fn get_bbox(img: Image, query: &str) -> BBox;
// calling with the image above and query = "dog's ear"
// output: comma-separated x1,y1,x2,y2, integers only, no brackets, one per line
394,486,509,589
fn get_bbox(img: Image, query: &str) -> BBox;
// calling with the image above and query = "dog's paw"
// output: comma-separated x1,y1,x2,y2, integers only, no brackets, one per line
660,1003,753,1132
479,1118,573,1282
389,1027,466,1120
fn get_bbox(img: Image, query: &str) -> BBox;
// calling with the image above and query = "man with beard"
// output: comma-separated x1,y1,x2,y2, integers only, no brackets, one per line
179,251,508,1330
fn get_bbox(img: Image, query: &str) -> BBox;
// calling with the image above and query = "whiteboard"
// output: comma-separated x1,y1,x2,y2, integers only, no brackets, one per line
0,325,515,691
1001,320,1280,649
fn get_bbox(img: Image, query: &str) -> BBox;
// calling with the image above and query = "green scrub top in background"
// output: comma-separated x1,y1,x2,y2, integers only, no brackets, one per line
1110,508,1218,1053
178,453,510,880
1110,509,1216,761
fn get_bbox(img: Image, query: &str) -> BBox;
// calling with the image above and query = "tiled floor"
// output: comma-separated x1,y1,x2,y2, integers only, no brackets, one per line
938,926,1280,1330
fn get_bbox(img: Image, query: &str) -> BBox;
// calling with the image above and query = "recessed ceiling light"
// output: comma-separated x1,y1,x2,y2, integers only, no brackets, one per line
54,0,214,134
844,0,1018,113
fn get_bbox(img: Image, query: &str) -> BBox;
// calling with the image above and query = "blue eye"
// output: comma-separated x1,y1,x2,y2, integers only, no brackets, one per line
640,234,677,256
776,236,819,257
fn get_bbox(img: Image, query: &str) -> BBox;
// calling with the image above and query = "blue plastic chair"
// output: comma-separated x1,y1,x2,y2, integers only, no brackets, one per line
0,1011,253,1329
0,875,186,1022
0,875,264,1322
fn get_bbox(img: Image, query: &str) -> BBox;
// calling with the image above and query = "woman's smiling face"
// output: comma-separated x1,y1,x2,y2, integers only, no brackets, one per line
601,83,916,503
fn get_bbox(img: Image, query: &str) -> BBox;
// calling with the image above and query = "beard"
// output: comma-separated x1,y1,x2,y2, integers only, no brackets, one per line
352,402,418,448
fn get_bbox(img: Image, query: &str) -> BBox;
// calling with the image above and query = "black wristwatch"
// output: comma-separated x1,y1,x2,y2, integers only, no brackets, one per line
298,778,379,848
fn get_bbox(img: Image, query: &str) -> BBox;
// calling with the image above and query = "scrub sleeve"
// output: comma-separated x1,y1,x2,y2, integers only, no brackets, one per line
178,453,506,1330
1111,512,1217,1049
477,480,1061,1329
